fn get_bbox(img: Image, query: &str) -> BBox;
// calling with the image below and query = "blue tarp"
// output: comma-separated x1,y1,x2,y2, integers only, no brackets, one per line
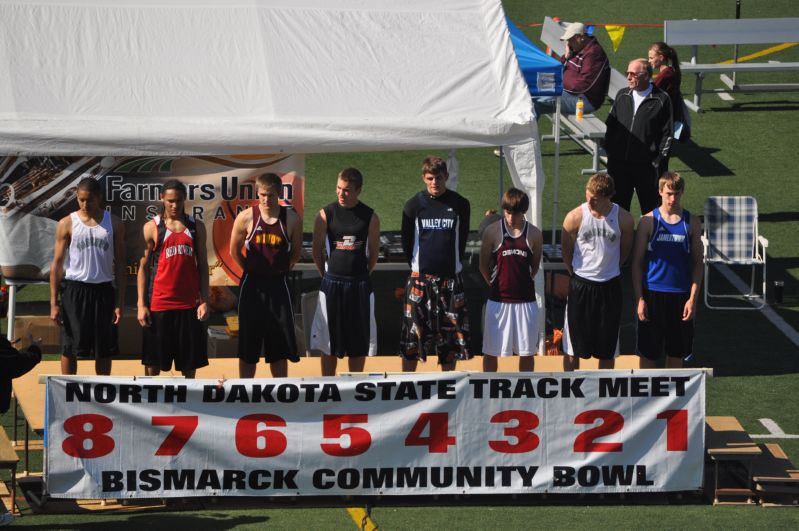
507,18,563,97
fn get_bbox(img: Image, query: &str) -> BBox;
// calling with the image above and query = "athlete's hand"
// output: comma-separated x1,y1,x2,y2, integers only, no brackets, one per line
138,306,151,327
637,298,648,322
50,304,62,326
113,307,122,325
197,302,209,322
682,298,696,321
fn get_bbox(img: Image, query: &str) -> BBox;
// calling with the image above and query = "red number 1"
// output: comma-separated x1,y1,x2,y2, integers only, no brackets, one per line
657,409,688,451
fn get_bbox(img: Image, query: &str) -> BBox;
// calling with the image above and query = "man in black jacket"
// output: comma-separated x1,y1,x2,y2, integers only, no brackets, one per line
1,335,41,415
604,58,673,215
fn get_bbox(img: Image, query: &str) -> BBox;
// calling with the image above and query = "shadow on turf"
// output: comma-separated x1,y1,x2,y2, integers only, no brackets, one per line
671,141,734,177
11,513,267,530
759,211,799,223
708,100,799,113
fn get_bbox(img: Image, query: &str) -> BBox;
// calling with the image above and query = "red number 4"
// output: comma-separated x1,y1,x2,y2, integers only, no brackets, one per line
405,413,456,453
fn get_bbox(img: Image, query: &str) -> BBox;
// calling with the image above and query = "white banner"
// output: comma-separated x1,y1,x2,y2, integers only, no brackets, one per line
45,371,705,498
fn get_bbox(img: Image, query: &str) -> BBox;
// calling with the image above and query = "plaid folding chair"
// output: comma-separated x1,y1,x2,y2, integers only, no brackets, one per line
701,196,768,310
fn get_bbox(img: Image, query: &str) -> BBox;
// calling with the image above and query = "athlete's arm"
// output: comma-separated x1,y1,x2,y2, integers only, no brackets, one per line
528,223,544,278
194,220,210,322
400,198,416,266
286,209,303,269
49,215,72,325
311,209,328,276
684,214,704,321
229,208,252,278
618,207,635,266
560,207,581,277
367,212,381,274
137,221,156,327
478,220,499,285
111,215,126,324
458,196,471,261
632,215,653,322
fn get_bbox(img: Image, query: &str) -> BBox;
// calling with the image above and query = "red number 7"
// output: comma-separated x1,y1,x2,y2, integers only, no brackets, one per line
152,416,199,456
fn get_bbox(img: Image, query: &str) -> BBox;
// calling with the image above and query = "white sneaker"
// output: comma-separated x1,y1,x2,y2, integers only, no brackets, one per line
0,512,14,526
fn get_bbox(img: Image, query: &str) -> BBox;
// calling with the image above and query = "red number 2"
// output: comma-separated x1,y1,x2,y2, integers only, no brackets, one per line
573,410,624,453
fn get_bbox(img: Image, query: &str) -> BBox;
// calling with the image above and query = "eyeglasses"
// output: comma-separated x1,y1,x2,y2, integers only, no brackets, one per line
626,71,643,78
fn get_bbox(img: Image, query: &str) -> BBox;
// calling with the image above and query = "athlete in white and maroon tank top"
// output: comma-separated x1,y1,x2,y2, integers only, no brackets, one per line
488,219,536,303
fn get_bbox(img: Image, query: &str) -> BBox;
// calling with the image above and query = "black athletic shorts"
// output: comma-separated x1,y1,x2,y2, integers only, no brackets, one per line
564,275,621,360
636,290,694,360
142,307,209,372
60,280,118,360
237,274,299,364
399,273,471,364
316,272,375,358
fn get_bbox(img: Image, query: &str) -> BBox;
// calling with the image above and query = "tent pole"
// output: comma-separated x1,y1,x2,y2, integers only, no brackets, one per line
551,97,561,247
498,146,504,205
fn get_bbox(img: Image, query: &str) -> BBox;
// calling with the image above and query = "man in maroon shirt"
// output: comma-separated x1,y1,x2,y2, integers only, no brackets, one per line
534,22,611,117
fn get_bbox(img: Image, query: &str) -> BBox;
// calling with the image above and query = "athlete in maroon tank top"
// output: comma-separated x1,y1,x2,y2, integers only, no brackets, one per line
489,220,536,303
244,205,290,276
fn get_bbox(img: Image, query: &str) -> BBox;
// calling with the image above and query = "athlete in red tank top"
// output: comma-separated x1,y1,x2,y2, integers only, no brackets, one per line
137,181,209,378
148,215,201,311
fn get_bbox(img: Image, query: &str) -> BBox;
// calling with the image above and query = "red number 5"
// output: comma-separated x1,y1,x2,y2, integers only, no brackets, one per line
321,414,371,456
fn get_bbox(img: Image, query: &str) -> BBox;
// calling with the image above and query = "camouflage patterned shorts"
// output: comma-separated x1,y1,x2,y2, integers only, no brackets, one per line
398,273,471,364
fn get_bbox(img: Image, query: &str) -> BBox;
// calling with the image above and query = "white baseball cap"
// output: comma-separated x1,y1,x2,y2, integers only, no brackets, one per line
560,22,586,41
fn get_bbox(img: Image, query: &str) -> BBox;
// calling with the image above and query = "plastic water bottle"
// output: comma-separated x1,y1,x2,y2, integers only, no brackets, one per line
576,96,584,121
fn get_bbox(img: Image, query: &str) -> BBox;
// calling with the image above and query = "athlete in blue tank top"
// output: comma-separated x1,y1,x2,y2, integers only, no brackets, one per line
632,172,703,369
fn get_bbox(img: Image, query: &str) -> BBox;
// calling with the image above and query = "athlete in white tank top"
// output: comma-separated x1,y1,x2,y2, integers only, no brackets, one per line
572,202,622,281
64,210,115,283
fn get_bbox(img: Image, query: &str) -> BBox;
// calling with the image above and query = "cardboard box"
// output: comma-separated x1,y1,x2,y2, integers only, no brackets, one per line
116,312,143,357
13,315,62,354
208,325,237,358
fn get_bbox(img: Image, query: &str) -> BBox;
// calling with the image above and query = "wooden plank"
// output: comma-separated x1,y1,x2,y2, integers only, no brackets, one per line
681,62,799,74
0,427,19,466
753,443,799,484
705,416,762,458
665,18,799,46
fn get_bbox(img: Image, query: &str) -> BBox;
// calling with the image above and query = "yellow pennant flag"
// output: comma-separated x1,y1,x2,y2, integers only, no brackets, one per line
605,25,626,52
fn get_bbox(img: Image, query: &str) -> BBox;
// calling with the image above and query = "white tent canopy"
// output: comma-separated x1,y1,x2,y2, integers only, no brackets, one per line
1,1,532,145
1,0,544,213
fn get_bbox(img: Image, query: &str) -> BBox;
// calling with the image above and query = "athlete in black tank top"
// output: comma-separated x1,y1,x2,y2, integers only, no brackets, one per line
323,201,374,277
312,169,381,377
